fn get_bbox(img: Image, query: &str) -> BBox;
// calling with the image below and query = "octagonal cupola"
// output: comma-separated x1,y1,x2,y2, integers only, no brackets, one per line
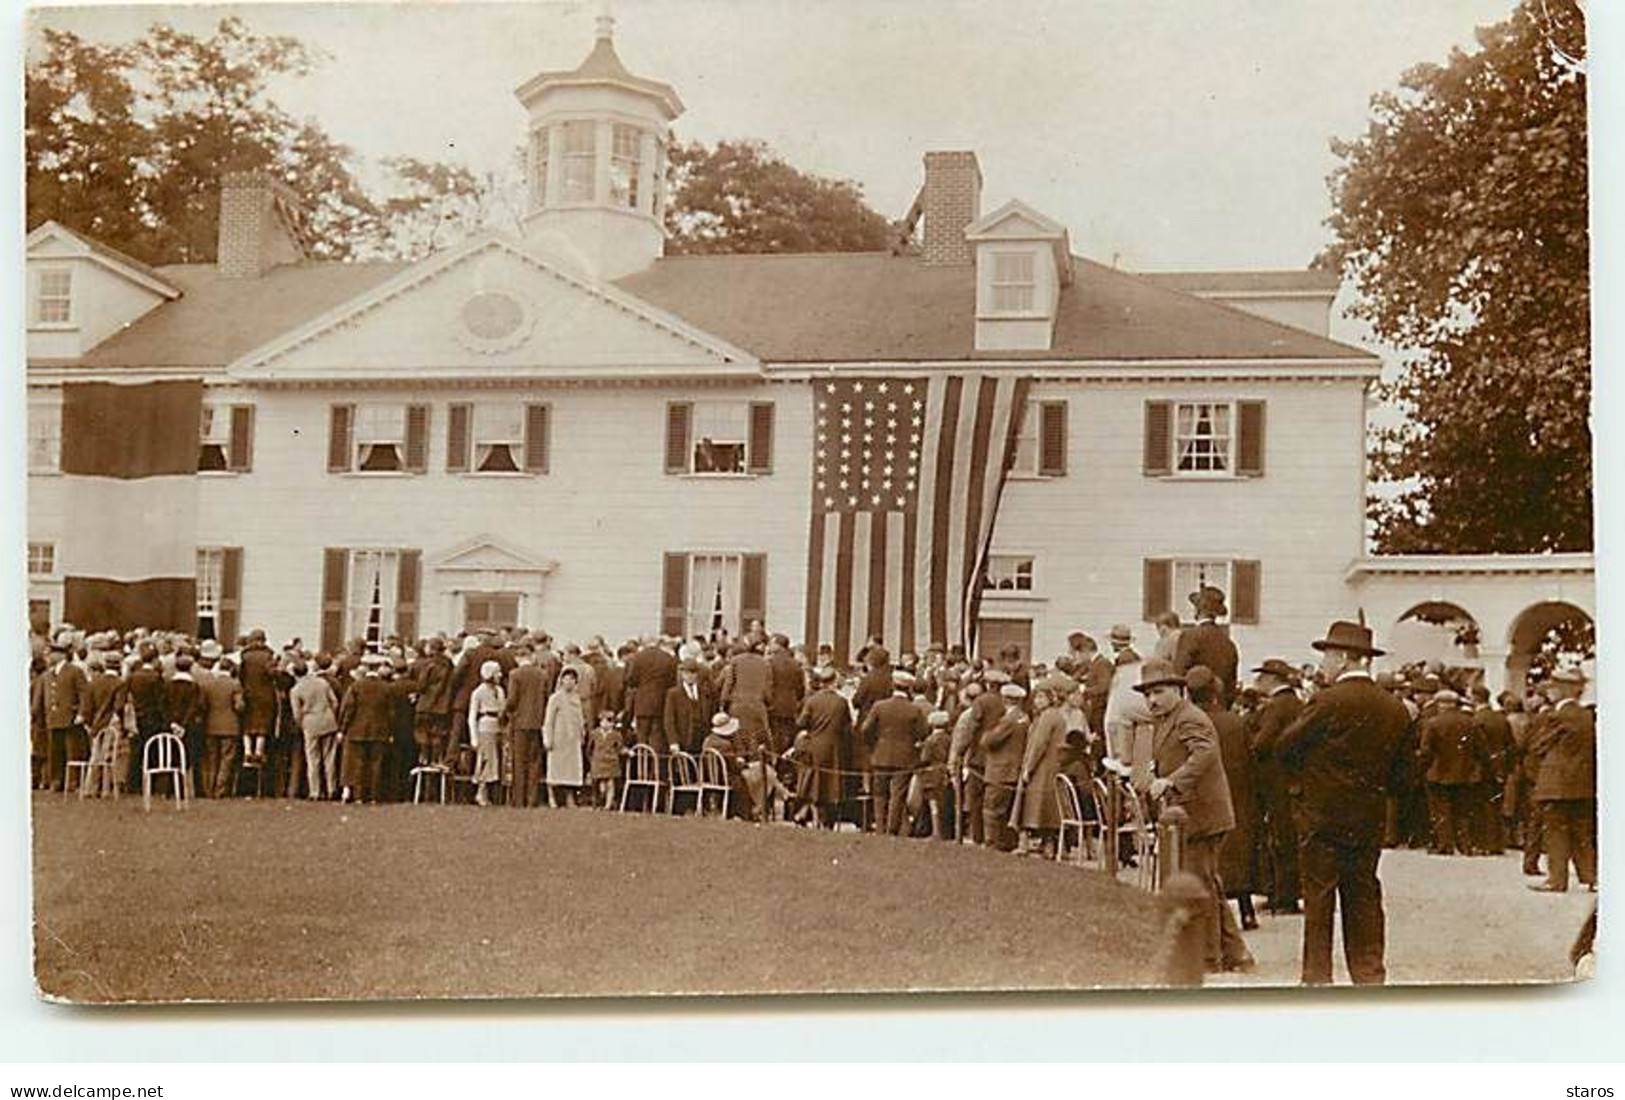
515,14,683,281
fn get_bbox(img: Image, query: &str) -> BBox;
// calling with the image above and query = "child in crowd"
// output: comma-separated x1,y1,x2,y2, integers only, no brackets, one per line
589,712,625,809
913,710,952,839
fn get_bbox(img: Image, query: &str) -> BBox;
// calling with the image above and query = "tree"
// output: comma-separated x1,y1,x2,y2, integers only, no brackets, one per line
665,139,895,254
1321,0,1589,553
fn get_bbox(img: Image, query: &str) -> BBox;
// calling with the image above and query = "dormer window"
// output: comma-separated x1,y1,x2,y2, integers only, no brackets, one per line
611,124,642,209
35,268,72,325
991,251,1036,312
561,121,596,203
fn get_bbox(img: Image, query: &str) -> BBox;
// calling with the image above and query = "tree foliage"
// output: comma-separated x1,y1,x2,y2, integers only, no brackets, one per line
1321,0,1589,553
665,139,895,254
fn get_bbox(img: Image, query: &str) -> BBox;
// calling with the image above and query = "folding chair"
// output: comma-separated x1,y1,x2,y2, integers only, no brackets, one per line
66,727,120,802
411,764,451,804
142,731,191,812
666,749,703,815
618,743,662,813
1121,786,1158,891
698,747,732,819
1054,774,1096,867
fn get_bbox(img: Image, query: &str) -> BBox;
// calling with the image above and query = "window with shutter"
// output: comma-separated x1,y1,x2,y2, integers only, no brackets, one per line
404,404,430,472
1237,400,1266,477
219,547,243,644
747,402,774,474
1039,400,1067,477
228,405,254,472
447,403,472,472
327,405,354,473
321,548,348,652
740,553,767,627
198,404,230,471
664,402,692,474
660,552,688,637
1231,559,1261,624
1142,558,1173,621
395,550,422,641
1143,401,1172,476
524,403,550,473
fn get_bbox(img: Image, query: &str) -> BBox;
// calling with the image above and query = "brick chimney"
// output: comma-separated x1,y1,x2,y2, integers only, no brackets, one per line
217,171,307,278
921,151,981,266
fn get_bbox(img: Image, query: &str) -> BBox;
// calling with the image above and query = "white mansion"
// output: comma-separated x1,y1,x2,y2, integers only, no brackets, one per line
24,20,1593,693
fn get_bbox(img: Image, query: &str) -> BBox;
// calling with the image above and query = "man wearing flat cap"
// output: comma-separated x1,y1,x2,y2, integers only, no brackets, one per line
1247,658,1304,913
1275,620,1409,985
1526,667,1596,893
1417,688,1488,855
979,682,1031,851
860,670,929,834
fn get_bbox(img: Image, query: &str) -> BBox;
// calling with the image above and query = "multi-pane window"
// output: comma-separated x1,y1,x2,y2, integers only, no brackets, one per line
652,139,667,219
198,406,229,471
348,549,402,651
28,400,60,473
1011,399,1041,474
561,121,597,203
196,547,223,632
473,404,524,473
991,251,1036,312
983,554,1035,593
529,126,551,209
27,542,55,577
464,593,520,633
355,404,407,472
610,124,642,209
687,553,743,640
35,268,72,324
1172,559,1232,622
691,401,750,474
1174,401,1233,473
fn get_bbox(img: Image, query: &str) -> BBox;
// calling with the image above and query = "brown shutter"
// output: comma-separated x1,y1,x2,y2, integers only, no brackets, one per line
321,548,348,653
327,404,353,473
404,404,430,473
227,405,254,472
1231,559,1261,624
665,401,692,474
218,547,243,644
1143,400,1172,476
747,401,775,474
524,403,550,473
740,553,767,628
446,403,472,472
1039,400,1067,476
395,549,422,641
660,553,689,637
1142,558,1172,622
1237,400,1266,477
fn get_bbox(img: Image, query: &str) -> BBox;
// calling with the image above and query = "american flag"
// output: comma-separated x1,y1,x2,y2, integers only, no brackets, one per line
802,374,1031,664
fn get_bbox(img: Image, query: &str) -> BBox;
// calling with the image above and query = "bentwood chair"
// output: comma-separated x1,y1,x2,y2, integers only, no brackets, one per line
1054,774,1096,867
697,747,733,819
411,764,451,804
666,749,703,815
619,743,662,813
142,731,191,812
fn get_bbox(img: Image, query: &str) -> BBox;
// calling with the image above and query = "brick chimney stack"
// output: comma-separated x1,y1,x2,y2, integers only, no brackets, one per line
217,171,307,279
920,151,982,266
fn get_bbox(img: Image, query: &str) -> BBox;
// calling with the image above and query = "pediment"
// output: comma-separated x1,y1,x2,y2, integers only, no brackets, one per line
965,199,1067,241
432,535,557,575
227,231,760,383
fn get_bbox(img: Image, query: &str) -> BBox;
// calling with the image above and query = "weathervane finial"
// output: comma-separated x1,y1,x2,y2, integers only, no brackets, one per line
595,0,615,42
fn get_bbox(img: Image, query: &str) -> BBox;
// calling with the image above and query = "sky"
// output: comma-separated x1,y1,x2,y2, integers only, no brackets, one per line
28,0,1523,274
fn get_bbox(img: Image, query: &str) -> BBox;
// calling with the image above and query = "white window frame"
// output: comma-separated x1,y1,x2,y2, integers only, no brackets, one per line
983,553,1036,594
1009,397,1042,476
347,548,403,651
196,547,224,628
560,120,597,204
689,400,750,475
27,541,55,578
34,267,73,326
610,123,642,210
990,250,1036,314
353,403,408,473
529,125,551,210
686,552,744,640
198,404,232,472
471,402,526,474
28,396,61,474
1172,400,1235,477
1171,559,1233,625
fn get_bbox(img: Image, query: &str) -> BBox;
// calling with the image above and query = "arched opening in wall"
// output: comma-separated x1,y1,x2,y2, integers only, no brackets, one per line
1389,601,1482,683
1507,601,1595,697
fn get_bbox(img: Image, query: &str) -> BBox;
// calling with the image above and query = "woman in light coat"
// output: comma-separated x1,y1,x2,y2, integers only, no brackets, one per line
1019,677,1073,851
543,666,587,807
467,659,505,806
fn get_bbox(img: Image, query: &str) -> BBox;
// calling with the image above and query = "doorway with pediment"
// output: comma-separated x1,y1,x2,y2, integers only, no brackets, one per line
429,534,557,636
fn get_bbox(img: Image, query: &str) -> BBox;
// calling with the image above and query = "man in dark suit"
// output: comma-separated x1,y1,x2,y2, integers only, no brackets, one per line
504,646,554,807
1276,620,1409,985
126,644,169,792
979,682,1030,852
662,660,711,755
164,653,205,793
860,671,929,835
795,666,853,827
238,628,279,765
411,637,455,766
1527,667,1596,893
1173,585,1239,705
338,658,396,804
1417,689,1487,855
1076,633,1114,740
766,634,806,754
624,635,678,750
196,643,245,799
1469,685,1512,855
36,640,90,793
1247,658,1303,913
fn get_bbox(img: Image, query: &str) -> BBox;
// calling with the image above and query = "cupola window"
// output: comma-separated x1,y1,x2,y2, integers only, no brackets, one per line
561,121,597,203
611,124,643,209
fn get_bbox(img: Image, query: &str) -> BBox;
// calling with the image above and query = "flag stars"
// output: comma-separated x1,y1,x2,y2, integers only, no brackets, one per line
853,382,865,393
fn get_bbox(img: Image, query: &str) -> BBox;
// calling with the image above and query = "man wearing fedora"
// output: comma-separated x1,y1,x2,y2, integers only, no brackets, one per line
1248,658,1304,913
861,670,929,834
1135,658,1253,973
1275,619,1409,985
1417,688,1488,855
36,638,90,793
1527,667,1596,893
1174,585,1239,707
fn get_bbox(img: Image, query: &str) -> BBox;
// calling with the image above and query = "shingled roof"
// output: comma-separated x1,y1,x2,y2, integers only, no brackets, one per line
1139,269,1342,295
616,253,1373,363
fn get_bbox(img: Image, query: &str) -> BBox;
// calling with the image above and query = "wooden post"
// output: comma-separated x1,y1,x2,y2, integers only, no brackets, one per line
1160,871,1208,986
1158,804,1188,892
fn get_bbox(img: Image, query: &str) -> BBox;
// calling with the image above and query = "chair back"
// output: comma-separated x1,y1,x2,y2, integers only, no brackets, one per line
144,731,187,774
1055,774,1083,824
669,749,699,787
626,743,660,784
700,747,731,787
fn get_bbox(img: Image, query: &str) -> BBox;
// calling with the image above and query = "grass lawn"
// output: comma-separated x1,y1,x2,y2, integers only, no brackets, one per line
32,793,1169,1003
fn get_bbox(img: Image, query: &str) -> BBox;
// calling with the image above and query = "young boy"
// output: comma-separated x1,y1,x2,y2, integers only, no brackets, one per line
589,712,625,809
913,710,952,839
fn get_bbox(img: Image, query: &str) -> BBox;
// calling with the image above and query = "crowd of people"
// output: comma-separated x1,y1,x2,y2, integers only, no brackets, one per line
28,583,1597,984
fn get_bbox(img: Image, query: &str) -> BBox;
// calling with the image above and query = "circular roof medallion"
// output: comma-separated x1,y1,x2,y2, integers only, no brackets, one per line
458,290,533,353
